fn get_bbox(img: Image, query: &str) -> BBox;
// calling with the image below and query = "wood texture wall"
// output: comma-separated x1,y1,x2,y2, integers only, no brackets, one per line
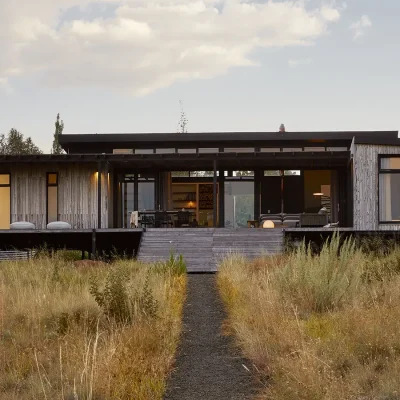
353,144,400,230
4,164,108,229
9,166,47,229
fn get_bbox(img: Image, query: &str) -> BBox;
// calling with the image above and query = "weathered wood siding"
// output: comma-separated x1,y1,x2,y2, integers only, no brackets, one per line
58,164,108,229
4,164,108,229
10,166,47,228
353,144,400,230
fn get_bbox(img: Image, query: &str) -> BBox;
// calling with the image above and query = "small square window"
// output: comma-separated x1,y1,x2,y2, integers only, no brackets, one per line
0,174,10,185
47,173,58,185
381,158,400,170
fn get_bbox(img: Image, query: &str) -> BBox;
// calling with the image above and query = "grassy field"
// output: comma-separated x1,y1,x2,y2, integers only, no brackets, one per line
0,255,186,400
218,236,400,400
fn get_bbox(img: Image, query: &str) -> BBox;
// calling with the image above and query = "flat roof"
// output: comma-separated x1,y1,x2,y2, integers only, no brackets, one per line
0,151,350,170
59,131,399,153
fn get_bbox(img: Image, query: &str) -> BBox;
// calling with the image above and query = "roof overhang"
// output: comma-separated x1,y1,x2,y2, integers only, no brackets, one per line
58,131,399,153
0,151,350,170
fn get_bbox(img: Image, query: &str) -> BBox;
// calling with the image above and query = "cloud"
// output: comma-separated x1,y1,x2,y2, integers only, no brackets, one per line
0,0,342,95
0,77,14,95
350,15,372,39
288,58,313,68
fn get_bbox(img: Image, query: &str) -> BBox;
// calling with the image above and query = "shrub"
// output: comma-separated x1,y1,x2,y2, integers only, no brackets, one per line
218,235,400,400
0,257,186,400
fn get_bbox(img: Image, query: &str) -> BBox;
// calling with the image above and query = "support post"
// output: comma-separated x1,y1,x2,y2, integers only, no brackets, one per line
134,173,139,211
91,229,96,260
218,169,225,227
97,162,102,229
104,162,109,228
213,159,217,227
254,169,262,223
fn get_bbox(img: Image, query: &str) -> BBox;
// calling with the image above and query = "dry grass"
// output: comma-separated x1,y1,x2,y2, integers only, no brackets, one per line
218,236,400,400
0,255,186,400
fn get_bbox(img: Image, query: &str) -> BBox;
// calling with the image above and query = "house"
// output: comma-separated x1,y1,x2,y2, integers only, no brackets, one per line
0,130,399,231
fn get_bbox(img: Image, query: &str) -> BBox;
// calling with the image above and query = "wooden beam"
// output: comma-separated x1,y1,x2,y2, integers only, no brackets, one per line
213,159,217,227
218,169,225,227
97,161,102,229
254,169,262,222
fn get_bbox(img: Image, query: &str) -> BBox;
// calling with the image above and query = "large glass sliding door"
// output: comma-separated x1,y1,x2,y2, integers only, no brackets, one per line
224,180,254,228
121,174,155,228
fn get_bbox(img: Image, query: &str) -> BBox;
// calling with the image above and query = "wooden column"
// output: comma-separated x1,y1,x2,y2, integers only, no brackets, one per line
97,161,102,229
213,159,218,227
91,229,96,260
103,162,109,228
134,173,139,211
218,169,225,227
254,169,262,222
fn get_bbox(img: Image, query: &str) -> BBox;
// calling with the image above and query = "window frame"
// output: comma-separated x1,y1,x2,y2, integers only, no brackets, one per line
46,172,58,225
378,155,400,224
0,173,11,229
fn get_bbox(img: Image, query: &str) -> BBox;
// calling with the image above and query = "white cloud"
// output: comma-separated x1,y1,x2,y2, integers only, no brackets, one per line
350,15,372,39
288,58,313,68
0,0,342,95
0,77,14,94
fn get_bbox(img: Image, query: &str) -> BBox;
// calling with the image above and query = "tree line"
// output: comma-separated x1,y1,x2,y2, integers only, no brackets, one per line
0,113,64,155
1,101,188,155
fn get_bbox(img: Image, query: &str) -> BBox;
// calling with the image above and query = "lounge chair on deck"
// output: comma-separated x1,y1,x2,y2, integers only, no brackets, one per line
299,213,328,227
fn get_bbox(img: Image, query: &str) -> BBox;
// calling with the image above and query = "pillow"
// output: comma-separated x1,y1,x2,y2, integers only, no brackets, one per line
47,221,72,230
10,221,36,230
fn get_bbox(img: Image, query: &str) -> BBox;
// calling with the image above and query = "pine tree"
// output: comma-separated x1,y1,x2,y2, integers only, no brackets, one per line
0,128,42,155
52,113,64,154
177,101,188,133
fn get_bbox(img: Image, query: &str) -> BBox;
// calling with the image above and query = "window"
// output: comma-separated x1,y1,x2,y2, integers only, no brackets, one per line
177,149,196,154
47,173,58,224
0,174,11,229
113,149,133,154
260,148,280,153
224,148,254,153
190,171,214,177
224,181,254,228
198,148,219,153
171,171,190,177
379,157,400,223
264,170,301,176
134,149,154,154
155,148,175,154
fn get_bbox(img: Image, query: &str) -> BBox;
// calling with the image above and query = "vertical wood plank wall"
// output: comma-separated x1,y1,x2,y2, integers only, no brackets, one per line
7,163,108,229
353,144,400,230
10,166,47,229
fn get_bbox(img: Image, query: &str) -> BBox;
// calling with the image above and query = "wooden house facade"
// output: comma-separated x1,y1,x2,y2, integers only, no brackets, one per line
0,130,400,232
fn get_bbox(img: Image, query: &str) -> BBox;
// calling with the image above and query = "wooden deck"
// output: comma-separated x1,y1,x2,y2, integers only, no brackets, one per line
0,228,143,258
137,228,284,272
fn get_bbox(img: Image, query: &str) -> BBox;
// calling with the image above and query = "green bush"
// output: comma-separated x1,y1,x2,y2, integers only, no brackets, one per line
166,251,187,275
90,266,159,323
90,266,133,324
276,234,364,313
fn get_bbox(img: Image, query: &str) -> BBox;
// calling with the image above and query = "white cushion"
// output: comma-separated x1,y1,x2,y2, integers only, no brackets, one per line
10,221,36,230
47,221,72,230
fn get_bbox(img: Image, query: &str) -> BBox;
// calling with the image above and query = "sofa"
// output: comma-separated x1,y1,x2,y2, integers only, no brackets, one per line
260,213,329,228
260,213,300,227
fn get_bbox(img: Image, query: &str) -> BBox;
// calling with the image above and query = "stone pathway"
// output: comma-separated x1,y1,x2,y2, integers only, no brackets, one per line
164,274,259,400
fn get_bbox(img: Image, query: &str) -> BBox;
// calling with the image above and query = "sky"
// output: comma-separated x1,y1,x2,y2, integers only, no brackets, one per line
0,0,399,153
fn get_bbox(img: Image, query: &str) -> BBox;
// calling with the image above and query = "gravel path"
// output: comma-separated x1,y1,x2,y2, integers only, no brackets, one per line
164,274,259,400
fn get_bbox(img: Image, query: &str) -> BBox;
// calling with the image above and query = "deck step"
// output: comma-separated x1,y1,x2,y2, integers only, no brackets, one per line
137,228,284,272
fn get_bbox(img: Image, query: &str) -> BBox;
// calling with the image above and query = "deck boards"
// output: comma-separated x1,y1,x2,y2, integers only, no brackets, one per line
137,228,284,272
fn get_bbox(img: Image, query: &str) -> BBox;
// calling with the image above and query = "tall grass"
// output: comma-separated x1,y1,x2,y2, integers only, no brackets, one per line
0,254,186,400
218,235,400,399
